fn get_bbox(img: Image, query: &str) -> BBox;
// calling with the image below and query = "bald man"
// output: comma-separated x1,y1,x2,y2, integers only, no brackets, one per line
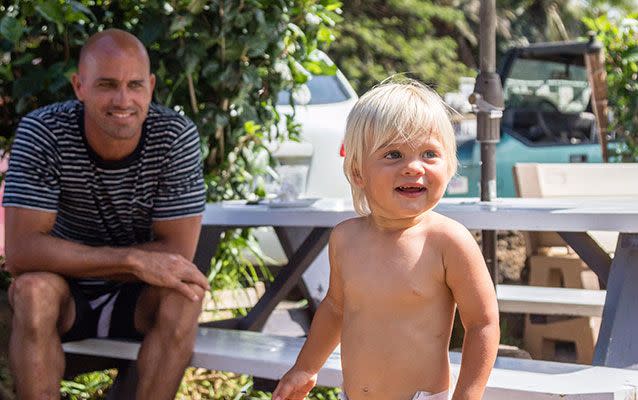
3,29,209,399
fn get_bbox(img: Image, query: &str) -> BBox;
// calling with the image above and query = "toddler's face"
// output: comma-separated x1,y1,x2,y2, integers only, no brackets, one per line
354,134,450,219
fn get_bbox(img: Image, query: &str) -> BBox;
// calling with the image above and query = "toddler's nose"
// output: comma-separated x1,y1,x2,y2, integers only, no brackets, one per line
402,159,426,175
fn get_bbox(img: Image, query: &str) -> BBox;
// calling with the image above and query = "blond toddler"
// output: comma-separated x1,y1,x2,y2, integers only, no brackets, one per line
272,80,500,400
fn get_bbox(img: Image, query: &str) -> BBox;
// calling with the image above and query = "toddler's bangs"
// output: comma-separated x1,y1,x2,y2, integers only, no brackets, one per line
365,89,449,155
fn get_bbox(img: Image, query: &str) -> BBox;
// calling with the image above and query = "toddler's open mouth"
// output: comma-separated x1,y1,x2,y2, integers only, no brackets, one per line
395,185,426,193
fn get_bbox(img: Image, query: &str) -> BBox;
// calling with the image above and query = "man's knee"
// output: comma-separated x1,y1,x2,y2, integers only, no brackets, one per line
156,286,204,337
10,273,71,331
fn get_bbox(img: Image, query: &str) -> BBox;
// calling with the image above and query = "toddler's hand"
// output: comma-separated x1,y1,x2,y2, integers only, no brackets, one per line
272,369,318,400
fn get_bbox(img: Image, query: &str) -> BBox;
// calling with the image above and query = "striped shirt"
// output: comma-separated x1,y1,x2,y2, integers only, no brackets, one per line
3,100,206,296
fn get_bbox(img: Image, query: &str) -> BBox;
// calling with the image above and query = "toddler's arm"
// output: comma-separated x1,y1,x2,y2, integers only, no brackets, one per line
444,224,500,400
273,229,345,400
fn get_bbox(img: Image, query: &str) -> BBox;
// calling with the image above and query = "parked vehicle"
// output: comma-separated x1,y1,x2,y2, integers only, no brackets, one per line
256,53,357,266
270,51,358,199
446,39,607,197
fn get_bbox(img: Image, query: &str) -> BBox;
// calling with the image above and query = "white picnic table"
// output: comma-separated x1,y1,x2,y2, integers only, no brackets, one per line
194,197,638,369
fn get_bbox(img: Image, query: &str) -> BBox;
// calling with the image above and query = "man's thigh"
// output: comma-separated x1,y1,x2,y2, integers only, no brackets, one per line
8,272,76,336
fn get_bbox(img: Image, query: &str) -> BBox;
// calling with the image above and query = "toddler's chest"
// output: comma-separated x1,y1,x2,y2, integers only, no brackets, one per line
340,244,444,309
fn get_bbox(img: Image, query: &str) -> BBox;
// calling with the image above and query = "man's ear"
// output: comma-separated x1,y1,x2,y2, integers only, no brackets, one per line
149,73,156,93
71,73,83,101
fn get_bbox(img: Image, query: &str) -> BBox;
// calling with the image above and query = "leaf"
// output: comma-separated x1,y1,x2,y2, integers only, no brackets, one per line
0,16,24,44
46,61,71,93
324,1,343,12
246,36,269,57
243,120,262,136
35,1,66,26
15,96,31,114
11,70,45,99
169,14,193,34
184,53,200,75
303,59,337,76
187,0,207,14
12,53,34,66
67,0,96,22
623,48,638,63
316,25,333,43
139,21,164,46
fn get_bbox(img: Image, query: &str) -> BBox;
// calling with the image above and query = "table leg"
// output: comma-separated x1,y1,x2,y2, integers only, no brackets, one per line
240,227,331,331
275,227,318,313
200,227,331,331
193,226,226,274
593,233,638,368
558,231,612,288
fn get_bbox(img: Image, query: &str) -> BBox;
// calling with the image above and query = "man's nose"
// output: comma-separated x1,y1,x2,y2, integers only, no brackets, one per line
112,87,132,107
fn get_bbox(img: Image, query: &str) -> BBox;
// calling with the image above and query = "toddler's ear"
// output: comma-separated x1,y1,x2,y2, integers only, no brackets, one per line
351,168,365,187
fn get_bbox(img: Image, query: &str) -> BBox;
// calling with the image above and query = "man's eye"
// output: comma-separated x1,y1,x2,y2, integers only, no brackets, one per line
423,150,438,159
384,151,402,159
129,82,143,89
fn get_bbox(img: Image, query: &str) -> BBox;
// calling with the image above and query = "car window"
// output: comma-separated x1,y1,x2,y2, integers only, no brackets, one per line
504,59,591,114
502,58,597,145
277,75,351,105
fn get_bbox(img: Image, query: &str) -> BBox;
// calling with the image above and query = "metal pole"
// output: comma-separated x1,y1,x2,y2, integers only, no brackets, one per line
472,0,503,286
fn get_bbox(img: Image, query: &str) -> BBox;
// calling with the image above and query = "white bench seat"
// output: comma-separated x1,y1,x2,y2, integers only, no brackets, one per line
496,284,605,317
63,327,638,399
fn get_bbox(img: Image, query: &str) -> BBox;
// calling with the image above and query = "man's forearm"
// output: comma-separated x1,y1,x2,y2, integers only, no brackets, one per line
5,231,144,278
452,323,500,400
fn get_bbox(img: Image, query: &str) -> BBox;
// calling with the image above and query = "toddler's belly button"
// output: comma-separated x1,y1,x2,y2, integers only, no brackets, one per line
358,386,370,395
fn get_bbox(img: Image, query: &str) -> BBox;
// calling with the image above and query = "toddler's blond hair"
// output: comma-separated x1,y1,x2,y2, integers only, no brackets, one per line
343,79,458,215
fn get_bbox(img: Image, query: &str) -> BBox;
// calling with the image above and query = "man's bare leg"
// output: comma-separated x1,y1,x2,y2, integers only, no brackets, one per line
134,285,204,400
8,272,75,400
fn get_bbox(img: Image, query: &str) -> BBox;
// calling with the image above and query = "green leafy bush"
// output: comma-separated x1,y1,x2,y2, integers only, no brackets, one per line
584,13,638,161
327,0,475,95
1,1,342,399
0,0,341,196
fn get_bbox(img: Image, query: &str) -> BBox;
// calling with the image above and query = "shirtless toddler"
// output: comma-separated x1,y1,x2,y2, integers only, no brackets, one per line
272,80,500,400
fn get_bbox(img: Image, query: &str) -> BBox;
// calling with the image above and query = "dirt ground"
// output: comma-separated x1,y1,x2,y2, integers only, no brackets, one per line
492,230,528,284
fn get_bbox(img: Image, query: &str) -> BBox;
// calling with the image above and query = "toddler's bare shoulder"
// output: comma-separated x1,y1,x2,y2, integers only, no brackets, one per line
428,212,475,244
331,217,367,247
333,216,366,236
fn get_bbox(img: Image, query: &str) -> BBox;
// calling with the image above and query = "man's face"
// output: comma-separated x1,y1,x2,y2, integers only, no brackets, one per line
72,46,155,142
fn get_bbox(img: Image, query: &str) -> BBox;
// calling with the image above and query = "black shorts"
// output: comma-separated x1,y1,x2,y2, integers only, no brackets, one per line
61,280,145,343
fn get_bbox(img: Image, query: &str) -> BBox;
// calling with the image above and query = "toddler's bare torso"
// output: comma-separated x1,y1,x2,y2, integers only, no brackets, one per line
336,215,456,400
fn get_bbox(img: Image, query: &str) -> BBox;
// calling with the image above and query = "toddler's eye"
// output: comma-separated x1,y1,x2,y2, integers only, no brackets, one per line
384,150,402,159
423,150,438,159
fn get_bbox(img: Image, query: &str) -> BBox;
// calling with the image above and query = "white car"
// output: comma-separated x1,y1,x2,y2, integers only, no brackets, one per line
270,56,358,199
255,55,357,276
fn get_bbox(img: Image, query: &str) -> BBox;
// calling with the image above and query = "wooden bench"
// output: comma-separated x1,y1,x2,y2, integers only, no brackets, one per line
63,327,638,399
497,284,605,317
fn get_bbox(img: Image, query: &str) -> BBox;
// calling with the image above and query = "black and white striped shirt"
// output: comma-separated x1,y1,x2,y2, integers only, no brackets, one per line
3,100,206,296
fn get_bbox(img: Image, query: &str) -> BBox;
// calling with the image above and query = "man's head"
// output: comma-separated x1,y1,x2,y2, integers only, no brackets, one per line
343,79,458,216
72,29,155,145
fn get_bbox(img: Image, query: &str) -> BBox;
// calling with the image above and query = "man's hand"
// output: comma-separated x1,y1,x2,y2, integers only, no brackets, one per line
130,249,209,301
272,369,317,400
